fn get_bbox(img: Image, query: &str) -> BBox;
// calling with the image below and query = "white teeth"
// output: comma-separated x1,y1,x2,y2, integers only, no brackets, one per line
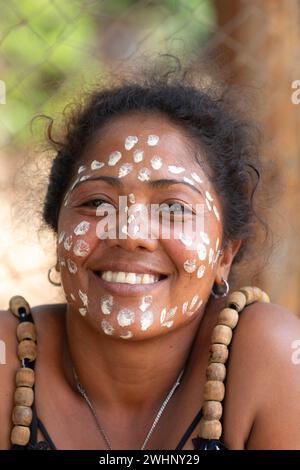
100,271,160,284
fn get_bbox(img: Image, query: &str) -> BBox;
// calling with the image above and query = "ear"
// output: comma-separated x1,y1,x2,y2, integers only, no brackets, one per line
214,239,242,283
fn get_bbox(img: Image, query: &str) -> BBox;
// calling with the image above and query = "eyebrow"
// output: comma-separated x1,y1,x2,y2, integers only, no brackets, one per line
72,175,204,197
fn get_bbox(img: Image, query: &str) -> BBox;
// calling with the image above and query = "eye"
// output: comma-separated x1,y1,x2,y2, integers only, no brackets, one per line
159,202,194,216
81,198,114,209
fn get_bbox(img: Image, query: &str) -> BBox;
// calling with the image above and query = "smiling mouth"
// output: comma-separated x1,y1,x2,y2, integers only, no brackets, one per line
95,271,167,285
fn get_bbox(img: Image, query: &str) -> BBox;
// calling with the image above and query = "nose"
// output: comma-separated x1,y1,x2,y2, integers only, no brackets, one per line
98,203,159,253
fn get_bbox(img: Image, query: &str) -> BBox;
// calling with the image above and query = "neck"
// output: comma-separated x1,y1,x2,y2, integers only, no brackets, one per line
63,305,211,415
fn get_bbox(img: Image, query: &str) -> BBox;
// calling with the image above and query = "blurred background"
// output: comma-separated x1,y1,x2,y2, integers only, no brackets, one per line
0,0,300,313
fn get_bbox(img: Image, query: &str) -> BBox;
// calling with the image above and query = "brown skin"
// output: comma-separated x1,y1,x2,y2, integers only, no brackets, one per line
1,114,300,449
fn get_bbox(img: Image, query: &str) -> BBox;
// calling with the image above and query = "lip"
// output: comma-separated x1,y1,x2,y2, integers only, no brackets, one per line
90,261,169,277
91,270,170,297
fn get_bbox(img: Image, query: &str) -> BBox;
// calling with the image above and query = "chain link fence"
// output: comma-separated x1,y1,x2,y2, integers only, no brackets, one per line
0,0,300,311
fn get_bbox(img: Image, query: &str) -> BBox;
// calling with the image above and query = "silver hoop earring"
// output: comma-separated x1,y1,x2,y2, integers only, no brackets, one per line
48,266,62,287
211,277,229,298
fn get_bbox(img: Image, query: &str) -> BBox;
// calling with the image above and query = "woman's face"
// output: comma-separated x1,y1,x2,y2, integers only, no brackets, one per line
57,113,225,340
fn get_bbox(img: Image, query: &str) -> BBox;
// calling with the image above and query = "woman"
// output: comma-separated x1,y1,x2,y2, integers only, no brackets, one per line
1,72,300,450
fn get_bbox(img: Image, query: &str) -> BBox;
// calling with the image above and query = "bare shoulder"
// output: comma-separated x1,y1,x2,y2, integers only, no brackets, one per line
0,303,66,449
223,301,300,449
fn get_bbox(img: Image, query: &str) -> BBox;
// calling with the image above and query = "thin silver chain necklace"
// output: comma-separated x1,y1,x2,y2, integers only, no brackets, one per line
73,366,185,450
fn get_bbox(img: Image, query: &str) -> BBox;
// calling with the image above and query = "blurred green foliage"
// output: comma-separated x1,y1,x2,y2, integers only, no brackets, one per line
0,0,215,149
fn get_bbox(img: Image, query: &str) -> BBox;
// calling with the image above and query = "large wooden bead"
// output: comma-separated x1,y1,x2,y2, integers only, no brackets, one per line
17,322,37,342
209,344,229,364
199,418,222,439
239,286,257,304
15,367,35,388
202,400,223,420
14,386,34,407
12,405,32,426
226,291,247,312
9,296,30,318
211,324,232,346
253,287,270,303
11,425,30,446
203,380,225,401
217,308,239,329
206,362,226,381
18,340,37,362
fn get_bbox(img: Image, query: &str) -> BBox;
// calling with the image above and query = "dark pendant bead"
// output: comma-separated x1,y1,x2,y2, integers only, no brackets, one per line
192,436,228,450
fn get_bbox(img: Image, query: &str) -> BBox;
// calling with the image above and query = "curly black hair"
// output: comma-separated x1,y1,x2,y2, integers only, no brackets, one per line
42,65,267,270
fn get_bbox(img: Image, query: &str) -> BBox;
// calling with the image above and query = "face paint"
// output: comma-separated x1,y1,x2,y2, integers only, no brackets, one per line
67,259,78,274
213,205,220,221
64,236,73,251
197,265,205,279
183,259,197,273
160,306,177,328
108,151,122,166
58,231,65,244
60,258,66,267
133,150,144,163
190,295,199,310
199,231,210,245
197,243,207,261
121,225,128,235
208,248,214,265
127,214,135,224
140,311,154,331
182,301,188,314
74,221,90,236
138,168,150,182
120,331,133,339
100,294,113,315
70,293,76,301
205,199,212,211
139,295,152,312
73,239,90,257
101,319,114,335
215,238,220,251
125,135,138,150
128,193,136,204
78,165,86,174
91,160,105,170
150,155,162,170
79,175,91,182
79,308,87,316
78,289,88,306
205,191,213,202
147,135,159,146
179,232,193,247
168,165,185,174
191,172,203,184
117,308,135,327
183,177,195,186
118,163,133,178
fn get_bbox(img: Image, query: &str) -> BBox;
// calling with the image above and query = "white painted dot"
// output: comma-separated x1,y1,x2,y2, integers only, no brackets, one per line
150,155,162,170
182,301,189,314
79,308,87,316
117,309,135,327
199,231,210,245
138,168,150,182
133,150,144,163
67,259,78,274
100,295,113,315
205,199,212,211
205,191,213,202
120,331,133,339
74,221,90,236
139,295,152,312
64,236,73,251
101,319,114,335
118,163,133,178
91,160,105,170
197,265,206,278
73,240,90,257
108,151,122,166
58,231,66,244
141,311,154,331
183,259,197,273
168,165,185,174
78,165,86,174
147,135,159,146
79,290,88,306
213,205,220,221
191,172,203,184
128,193,136,204
197,243,207,261
125,135,138,150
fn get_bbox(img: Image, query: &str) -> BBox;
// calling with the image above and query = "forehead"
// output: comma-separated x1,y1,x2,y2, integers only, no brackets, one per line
80,112,197,168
